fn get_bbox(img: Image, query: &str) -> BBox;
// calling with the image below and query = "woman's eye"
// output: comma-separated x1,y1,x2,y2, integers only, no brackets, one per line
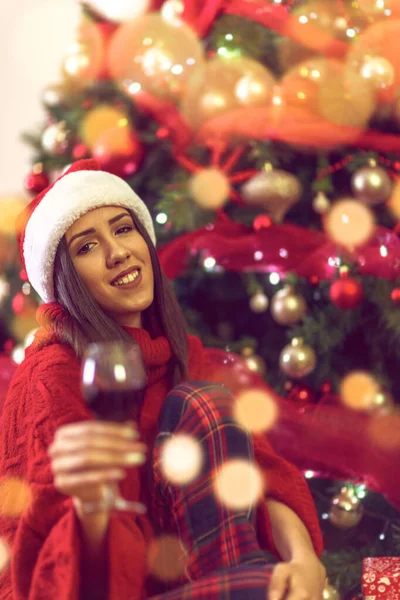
78,242,94,255
116,225,133,235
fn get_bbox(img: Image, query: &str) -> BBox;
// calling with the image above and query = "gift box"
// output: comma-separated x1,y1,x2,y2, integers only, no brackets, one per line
362,558,400,600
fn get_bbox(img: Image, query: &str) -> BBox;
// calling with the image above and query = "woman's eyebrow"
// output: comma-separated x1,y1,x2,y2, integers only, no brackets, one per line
67,213,130,247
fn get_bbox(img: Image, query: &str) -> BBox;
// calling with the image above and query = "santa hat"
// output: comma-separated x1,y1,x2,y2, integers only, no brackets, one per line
17,159,156,303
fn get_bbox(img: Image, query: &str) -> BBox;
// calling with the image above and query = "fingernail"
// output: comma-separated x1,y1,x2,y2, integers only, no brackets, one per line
124,452,146,466
122,427,138,440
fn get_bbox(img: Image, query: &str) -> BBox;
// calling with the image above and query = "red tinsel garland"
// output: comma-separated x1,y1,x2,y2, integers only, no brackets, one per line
158,217,400,282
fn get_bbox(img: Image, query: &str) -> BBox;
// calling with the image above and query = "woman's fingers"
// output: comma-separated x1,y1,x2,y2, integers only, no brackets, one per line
54,421,138,442
51,446,147,473
48,437,146,458
54,468,125,496
50,420,146,508
268,564,290,600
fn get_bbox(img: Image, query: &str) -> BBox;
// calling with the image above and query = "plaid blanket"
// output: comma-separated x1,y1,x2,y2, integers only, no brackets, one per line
149,564,272,599
149,382,271,597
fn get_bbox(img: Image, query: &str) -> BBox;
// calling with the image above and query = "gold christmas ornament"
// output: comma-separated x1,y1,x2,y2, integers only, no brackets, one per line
61,18,106,87
181,56,276,129
279,338,316,379
329,486,364,529
189,169,231,210
241,169,302,223
108,14,204,103
351,165,392,206
62,41,90,80
271,285,307,326
313,191,331,214
249,290,269,314
241,347,266,377
323,582,340,600
41,121,69,156
279,0,363,72
280,57,376,136
347,19,400,105
360,56,395,90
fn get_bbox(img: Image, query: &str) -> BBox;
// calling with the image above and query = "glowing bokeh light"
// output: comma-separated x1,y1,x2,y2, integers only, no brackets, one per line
339,371,380,411
147,535,187,581
234,389,278,434
325,199,375,248
214,459,264,510
0,477,32,518
160,434,203,485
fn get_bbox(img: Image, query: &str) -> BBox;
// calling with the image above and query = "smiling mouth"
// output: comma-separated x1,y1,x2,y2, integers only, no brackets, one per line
111,268,141,287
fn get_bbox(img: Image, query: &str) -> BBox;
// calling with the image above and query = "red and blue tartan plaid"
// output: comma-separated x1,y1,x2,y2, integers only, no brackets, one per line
150,382,271,598
149,564,272,599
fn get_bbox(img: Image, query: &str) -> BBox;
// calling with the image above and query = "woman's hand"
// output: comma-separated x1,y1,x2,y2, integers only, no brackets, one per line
269,554,326,600
48,421,147,507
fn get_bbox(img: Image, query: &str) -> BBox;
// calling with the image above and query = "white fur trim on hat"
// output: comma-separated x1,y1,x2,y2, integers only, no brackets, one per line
23,169,156,303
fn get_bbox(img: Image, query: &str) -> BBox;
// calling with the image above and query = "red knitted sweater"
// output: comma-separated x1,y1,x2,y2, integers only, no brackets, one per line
0,329,322,599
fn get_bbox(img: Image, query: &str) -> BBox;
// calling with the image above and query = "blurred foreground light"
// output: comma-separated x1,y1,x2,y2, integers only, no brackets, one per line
214,459,264,510
160,434,203,485
325,199,375,248
339,371,380,411
0,477,31,518
147,535,187,581
234,389,278,434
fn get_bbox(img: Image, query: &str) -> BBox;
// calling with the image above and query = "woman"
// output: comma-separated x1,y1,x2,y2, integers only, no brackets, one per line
0,159,325,600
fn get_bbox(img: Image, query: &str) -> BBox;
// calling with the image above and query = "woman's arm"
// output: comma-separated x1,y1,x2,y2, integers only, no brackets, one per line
266,498,318,561
50,420,146,600
266,498,326,600
75,507,109,600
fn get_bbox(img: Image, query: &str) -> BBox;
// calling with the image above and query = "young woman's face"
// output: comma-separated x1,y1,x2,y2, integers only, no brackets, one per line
65,206,154,328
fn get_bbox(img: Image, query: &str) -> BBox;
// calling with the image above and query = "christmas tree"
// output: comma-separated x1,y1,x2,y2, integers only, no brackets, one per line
3,0,400,596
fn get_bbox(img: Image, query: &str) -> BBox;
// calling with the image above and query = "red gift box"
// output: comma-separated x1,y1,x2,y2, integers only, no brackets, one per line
362,558,400,600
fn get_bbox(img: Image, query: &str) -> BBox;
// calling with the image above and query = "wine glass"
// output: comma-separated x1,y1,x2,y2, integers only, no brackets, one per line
80,341,147,514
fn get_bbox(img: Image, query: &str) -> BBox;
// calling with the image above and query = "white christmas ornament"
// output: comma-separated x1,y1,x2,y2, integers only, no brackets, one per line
85,0,151,23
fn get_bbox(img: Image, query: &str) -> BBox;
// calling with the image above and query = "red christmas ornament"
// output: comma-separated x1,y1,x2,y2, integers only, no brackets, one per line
309,275,319,286
25,169,49,194
320,380,332,395
286,383,316,413
391,287,400,304
72,143,89,160
253,215,272,231
330,276,363,309
82,99,94,110
19,270,28,282
11,292,36,317
11,293,25,315
156,127,169,140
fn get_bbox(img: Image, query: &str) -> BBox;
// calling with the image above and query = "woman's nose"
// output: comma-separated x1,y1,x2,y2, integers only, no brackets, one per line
105,239,131,268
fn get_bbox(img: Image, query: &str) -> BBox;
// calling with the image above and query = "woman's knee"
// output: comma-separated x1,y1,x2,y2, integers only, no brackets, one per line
158,381,250,452
161,381,235,427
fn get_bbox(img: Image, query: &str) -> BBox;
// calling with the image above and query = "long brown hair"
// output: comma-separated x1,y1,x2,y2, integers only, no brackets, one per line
38,209,189,384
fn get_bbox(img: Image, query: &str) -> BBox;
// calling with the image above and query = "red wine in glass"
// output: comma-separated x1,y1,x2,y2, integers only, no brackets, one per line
84,388,146,423
81,341,147,514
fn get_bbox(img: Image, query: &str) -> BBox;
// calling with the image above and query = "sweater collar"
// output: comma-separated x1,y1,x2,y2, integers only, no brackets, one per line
123,327,172,371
